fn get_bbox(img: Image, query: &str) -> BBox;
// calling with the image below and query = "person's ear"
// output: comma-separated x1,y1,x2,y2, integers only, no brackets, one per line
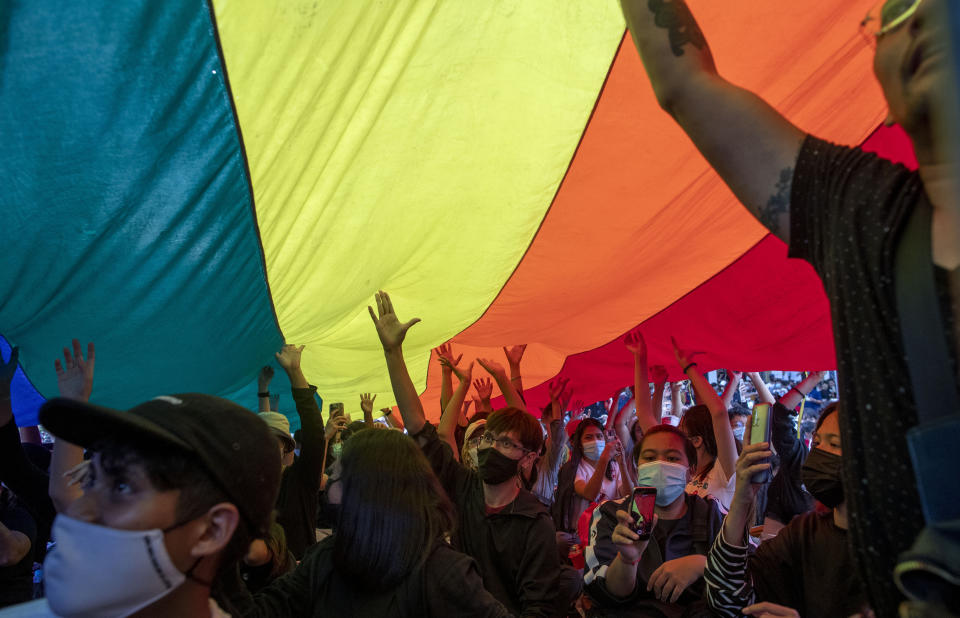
521,450,538,469
689,435,703,449
190,503,240,558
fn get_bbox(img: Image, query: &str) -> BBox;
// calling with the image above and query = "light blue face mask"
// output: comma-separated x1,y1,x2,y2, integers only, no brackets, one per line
732,424,746,441
636,460,689,507
583,440,605,461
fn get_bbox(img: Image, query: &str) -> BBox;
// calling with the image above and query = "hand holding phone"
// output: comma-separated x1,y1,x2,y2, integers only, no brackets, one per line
628,487,657,539
749,403,772,483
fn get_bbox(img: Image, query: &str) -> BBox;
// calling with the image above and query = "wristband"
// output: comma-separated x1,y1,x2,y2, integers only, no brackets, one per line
258,391,270,398
682,362,698,373
617,551,640,566
791,386,806,397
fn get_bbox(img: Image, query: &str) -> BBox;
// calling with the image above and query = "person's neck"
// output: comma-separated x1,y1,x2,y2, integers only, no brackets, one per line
483,477,521,508
131,580,211,618
833,502,848,530
695,449,714,478
656,494,688,521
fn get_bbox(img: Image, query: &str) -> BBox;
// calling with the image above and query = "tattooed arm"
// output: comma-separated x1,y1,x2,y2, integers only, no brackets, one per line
619,0,805,243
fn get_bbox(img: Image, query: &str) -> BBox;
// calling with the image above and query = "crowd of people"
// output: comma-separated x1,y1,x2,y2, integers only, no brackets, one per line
2,0,958,615
0,291,859,617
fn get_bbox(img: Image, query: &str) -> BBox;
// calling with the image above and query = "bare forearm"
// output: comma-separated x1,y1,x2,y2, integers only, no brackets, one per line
440,368,453,413
383,348,426,435
652,383,665,422
18,426,41,445
438,379,470,443
720,376,741,409
721,501,752,547
492,373,526,413
283,366,309,390
0,523,30,567
605,555,640,598
509,362,524,401
749,372,775,404
633,355,657,433
579,459,611,502
778,372,820,409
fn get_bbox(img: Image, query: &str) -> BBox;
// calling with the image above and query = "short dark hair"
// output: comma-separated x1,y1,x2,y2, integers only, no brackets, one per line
333,429,455,589
728,402,751,420
93,435,252,570
485,407,543,453
815,401,840,433
633,424,698,470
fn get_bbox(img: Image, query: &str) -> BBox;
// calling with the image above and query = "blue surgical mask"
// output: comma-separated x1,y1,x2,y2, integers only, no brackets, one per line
636,460,689,507
732,424,746,441
583,440,605,461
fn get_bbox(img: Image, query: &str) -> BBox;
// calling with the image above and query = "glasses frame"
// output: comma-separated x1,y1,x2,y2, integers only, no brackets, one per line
480,431,531,455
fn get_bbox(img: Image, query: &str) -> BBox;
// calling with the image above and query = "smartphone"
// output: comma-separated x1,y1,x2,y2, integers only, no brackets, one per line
750,403,772,483
329,402,344,418
628,486,657,539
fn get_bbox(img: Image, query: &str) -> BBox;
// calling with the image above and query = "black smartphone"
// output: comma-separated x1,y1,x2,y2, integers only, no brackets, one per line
750,403,772,483
329,402,344,418
628,486,657,539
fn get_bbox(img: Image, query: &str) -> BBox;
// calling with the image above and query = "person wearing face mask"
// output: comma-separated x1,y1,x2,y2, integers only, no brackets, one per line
461,419,487,472
369,291,564,617
0,393,280,618
583,425,724,617
704,403,868,617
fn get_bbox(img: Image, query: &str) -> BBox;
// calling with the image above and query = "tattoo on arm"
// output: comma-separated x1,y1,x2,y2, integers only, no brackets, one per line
758,167,793,233
648,0,707,57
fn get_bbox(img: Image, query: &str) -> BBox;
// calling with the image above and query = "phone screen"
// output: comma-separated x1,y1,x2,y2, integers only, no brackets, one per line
750,403,772,483
629,487,657,539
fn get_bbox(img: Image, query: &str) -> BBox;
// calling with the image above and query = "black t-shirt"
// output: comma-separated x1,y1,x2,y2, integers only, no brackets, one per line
788,135,960,615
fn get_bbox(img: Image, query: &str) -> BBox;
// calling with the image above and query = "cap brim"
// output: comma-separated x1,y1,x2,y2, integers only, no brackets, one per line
39,398,193,452
269,428,295,450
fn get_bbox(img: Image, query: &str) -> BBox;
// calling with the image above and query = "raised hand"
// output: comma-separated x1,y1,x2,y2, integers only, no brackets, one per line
434,343,462,369
476,357,506,379
731,442,773,507
258,366,274,390
360,393,377,414
670,336,704,370
548,377,570,402
439,356,474,383
503,344,527,367
650,365,668,384
54,340,95,402
473,377,493,400
275,344,305,372
624,329,647,357
612,509,656,564
325,415,349,442
368,291,421,352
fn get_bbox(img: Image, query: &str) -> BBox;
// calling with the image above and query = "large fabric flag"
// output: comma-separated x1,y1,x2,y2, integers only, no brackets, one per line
2,1,893,426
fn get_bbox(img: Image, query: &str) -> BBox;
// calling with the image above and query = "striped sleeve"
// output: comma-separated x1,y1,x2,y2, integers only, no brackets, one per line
704,522,755,617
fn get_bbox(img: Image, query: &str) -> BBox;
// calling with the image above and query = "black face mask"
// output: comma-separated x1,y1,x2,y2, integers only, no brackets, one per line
801,447,845,509
477,447,520,485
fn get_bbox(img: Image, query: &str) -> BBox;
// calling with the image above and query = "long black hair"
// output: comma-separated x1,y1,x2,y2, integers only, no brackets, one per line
678,405,716,481
332,429,455,589
551,418,613,533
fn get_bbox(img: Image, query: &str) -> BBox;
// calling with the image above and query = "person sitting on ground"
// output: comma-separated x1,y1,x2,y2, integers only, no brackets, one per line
583,424,724,617
260,345,326,561
704,403,867,617
5,392,281,618
227,428,512,617
369,291,563,617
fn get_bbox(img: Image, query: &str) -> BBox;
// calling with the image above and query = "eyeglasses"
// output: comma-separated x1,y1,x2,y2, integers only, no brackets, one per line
466,435,483,448
480,432,529,455
861,0,922,41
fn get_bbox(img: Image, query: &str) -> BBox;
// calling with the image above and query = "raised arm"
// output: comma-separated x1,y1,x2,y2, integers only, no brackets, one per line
476,357,526,413
778,371,826,411
437,357,474,458
369,291,426,435
359,393,377,428
650,365,668,422
619,0,806,243
747,372,775,405
257,366,274,412
672,337,738,481
434,343,460,414
720,371,742,409
472,378,493,416
503,344,527,402
625,329,657,433
575,442,618,502
49,339,93,513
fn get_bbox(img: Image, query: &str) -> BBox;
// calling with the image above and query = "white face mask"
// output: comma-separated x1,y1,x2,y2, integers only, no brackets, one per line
45,514,194,618
583,439,605,461
636,460,690,507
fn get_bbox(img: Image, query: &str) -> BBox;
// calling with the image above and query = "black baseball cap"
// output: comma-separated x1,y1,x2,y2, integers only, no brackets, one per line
39,393,281,537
